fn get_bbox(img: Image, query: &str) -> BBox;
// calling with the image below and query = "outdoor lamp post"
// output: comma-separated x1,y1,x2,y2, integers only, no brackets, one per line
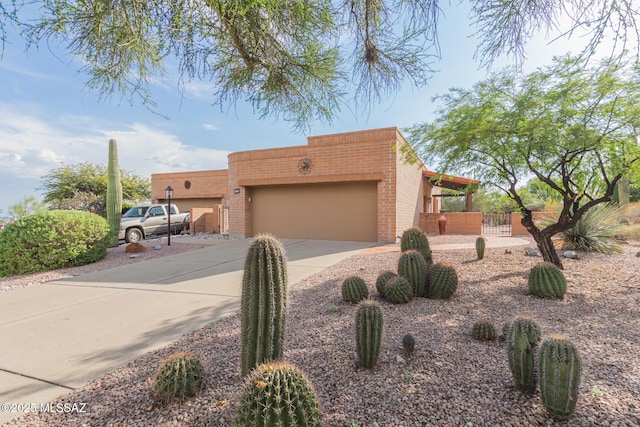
165,186,173,246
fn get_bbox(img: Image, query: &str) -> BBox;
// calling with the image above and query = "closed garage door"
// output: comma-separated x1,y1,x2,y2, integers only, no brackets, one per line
251,182,377,241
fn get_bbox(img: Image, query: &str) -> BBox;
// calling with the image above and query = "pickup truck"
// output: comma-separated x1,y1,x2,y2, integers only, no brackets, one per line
119,204,190,243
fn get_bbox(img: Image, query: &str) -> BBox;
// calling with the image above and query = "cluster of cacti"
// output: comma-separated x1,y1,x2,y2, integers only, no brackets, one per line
402,333,415,355
400,227,432,264
341,276,369,303
153,352,205,402
427,262,458,299
384,276,414,304
235,361,322,426
240,235,288,376
475,236,486,260
471,319,497,341
355,299,384,368
507,316,541,392
538,335,582,421
375,270,397,297
528,262,567,299
106,139,123,247
397,250,428,297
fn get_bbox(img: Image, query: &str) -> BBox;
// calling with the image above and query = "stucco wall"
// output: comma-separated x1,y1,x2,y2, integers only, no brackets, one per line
394,132,426,238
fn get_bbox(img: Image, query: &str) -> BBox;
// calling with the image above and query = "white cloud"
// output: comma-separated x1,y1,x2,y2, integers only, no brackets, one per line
203,123,219,131
0,102,231,209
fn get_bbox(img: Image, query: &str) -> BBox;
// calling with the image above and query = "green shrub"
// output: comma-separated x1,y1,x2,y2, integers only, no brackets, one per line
153,352,206,402
0,210,110,276
543,203,623,253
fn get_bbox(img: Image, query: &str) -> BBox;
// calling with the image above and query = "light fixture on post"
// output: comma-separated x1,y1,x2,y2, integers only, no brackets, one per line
165,186,174,246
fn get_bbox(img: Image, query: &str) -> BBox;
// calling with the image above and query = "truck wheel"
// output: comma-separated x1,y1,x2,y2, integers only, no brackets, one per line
125,228,143,243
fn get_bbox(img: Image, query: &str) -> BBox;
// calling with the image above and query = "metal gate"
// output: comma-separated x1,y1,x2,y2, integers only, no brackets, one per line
482,212,512,235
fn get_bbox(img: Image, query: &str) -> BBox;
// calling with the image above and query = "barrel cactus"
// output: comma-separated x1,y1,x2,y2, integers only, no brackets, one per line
341,276,369,303
400,227,432,264
153,352,206,402
240,235,287,376
355,299,384,369
538,335,582,421
375,270,397,297
472,320,497,341
384,276,414,304
402,333,415,356
508,316,542,392
427,262,458,299
106,139,123,247
397,250,428,297
528,262,567,299
235,361,322,426
475,236,486,260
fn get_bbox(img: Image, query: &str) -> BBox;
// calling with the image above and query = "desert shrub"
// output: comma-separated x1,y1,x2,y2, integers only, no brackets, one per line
541,203,623,253
0,210,110,276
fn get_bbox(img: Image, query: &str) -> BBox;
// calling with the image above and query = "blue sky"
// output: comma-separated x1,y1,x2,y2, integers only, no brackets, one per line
0,3,603,214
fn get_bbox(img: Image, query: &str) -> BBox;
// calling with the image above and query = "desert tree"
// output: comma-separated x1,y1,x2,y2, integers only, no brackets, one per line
2,1,639,130
406,54,640,268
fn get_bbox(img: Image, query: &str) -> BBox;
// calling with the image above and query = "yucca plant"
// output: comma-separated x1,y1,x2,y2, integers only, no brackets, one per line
541,203,623,253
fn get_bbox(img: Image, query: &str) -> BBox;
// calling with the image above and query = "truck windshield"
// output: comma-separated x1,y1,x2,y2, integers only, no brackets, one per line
122,207,149,218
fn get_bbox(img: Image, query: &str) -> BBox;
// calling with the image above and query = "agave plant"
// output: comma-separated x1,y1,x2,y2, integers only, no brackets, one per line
540,203,623,253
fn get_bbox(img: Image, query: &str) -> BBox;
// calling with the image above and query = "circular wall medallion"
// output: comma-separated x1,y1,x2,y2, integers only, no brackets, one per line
298,157,313,175
184,180,191,189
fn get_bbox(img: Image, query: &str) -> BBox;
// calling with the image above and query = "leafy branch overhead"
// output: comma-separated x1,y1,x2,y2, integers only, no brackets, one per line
406,54,640,267
3,1,639,130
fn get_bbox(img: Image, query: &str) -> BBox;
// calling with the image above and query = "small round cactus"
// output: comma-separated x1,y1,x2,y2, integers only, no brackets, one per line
528,262,567,299
472,320,497,341
341,276,369,303
153,352,206,402
500,321,512,341
235,361,322,426
402,334,415,355
384,276,414,304
375,270,397,297
427,262,458,299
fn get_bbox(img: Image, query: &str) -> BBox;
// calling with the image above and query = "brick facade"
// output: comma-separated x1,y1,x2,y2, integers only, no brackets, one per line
150,127,445,242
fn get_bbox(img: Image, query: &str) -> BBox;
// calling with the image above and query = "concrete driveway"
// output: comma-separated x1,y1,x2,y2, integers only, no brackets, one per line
0,238,372,424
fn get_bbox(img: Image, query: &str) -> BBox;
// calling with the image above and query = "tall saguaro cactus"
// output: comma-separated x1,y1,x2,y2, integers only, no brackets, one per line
106,139,122,247
241,235,288,376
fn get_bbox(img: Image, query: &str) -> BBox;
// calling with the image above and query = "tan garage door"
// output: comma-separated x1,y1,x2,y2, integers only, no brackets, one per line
251,182,377,241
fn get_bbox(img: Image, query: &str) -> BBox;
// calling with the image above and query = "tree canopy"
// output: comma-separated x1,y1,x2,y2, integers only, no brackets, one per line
2,1,639,130
406,54,640,267
40,162,151,216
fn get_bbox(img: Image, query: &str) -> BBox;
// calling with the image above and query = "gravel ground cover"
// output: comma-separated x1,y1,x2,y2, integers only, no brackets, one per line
3,236,639,426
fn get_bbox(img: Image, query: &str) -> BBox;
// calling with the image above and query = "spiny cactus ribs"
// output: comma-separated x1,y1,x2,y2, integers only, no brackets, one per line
397,250,428,297
341,276,369,303
402,334,415,355
384,276,413,304
538,335,582,421
427,262,458,299
153,352,205,402
240,235,287,377
235,362,322,426
508,316,541,392
375,270,397,297
400,227,432,264
472,320,497,341
355,299,384,369
528,262,567,299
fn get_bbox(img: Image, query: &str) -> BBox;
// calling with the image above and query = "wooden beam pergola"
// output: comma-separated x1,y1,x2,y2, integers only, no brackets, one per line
423,171,479,212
